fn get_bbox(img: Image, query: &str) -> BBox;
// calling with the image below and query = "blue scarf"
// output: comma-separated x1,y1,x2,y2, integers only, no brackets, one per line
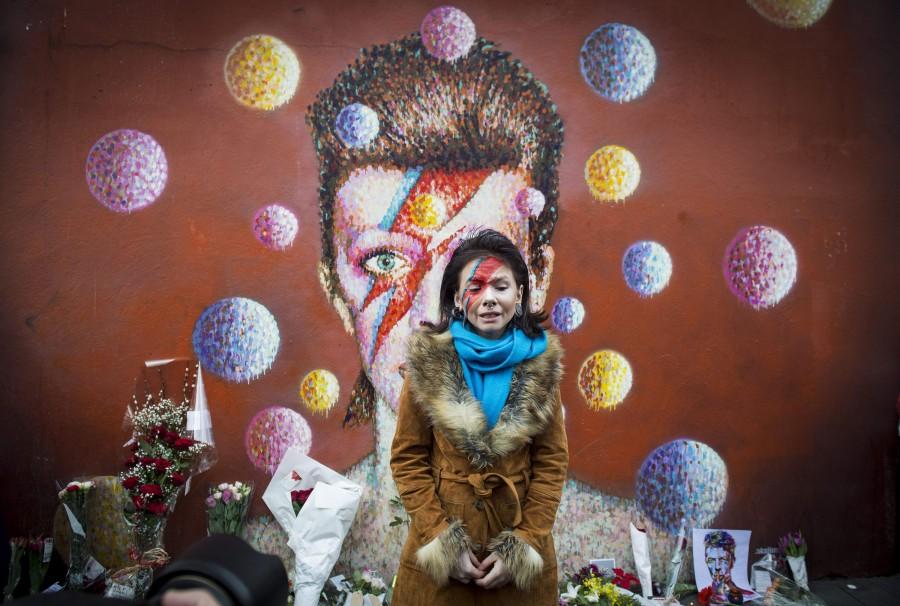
450,320,547,429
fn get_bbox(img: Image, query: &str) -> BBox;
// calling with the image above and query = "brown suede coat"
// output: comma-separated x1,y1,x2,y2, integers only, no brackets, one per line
390,329,568,606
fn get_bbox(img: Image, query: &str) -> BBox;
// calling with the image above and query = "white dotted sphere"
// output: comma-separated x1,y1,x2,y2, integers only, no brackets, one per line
335,103,380,148
724,225,797,309
420,6,477,61
85,129,168,213
551,297,585,334
253,204,299,250
622,241,673,297
580,23,657,103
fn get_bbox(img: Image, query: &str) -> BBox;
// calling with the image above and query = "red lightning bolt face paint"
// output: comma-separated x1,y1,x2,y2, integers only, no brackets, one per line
457,256,521,339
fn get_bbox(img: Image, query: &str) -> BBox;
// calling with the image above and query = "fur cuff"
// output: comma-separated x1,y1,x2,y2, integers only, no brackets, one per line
416,520,471,586
487,530,543,590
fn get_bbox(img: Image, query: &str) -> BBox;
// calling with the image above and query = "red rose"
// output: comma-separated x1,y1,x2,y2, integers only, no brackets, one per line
139,484,162,496
291,489,313,503
145,501,168,516
164,431,179,445
154,458,172,472
125,455,138,467
173,438,195,450
130,442,140,452
122,477,139,490
131,495,145,509
698,586,713,606
170,472,185,486
65,484,79,492
139,456,155,465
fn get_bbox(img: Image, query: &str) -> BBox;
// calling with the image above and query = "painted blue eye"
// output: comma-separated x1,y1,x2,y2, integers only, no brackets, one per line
362,251,411,278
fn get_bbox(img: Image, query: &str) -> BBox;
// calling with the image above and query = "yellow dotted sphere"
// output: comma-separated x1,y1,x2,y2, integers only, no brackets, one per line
408,193,447,230
299,369,340,415
584,145,641,203
225,34,301,110
578,350,633,410
747,0,832,29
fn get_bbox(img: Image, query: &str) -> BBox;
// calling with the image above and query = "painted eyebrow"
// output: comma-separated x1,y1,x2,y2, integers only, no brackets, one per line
348,230,424,264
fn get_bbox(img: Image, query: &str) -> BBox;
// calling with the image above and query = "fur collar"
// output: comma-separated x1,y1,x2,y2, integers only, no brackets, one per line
405,329,564,470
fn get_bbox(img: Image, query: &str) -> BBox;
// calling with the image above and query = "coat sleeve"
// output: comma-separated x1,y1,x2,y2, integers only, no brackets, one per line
487,386,569,590
390,377,470,586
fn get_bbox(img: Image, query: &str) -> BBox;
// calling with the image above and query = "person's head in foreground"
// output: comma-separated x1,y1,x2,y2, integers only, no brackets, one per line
307,33,563,421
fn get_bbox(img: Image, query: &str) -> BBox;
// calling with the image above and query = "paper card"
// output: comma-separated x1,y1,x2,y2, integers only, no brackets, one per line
42,538,53,563
187,410,212,431
590,558,616,571
692,529,760,602
84,556,106,581
43,583,64,593
106,583,136,600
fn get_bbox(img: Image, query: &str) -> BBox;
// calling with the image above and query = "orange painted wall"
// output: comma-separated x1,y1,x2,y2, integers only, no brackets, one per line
0,0,898,576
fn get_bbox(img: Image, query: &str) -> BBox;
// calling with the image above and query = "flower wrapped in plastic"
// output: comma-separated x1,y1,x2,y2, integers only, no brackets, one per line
110,360,216,599
320,569,388,606
206,481,253,535
757,568,825,606
58,481,95,589
559,564,652,606
262,447,361,606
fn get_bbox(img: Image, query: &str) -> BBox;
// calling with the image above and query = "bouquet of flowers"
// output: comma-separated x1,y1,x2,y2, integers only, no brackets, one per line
59,480,95,589
206,481,253,535
4,537,52,600
320,569,388,606
291,486,313,516
115,394,210,597
559,565,645,606
778,532,807,558
778,531,809,590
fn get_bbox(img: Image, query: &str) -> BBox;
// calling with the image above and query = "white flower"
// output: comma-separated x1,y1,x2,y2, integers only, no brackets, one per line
233,492,242,501
219,482,229,490
560,584,579,601
214,491,222,499
235,481,243,488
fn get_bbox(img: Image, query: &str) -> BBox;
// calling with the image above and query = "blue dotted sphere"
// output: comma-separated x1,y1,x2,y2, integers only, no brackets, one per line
551,297,585,334
335,103,380,148
622,241,673,297
192,297,280,383
580,23,657,103
635,440,728,534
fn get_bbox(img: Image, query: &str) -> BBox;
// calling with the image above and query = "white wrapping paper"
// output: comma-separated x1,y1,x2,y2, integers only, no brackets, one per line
629,523,653,599
263,447,362,606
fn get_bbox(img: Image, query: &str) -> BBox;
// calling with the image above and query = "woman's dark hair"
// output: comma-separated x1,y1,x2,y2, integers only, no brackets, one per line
424,229,548,337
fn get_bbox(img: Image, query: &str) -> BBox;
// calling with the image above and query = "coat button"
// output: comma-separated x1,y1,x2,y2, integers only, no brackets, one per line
474,498,484,511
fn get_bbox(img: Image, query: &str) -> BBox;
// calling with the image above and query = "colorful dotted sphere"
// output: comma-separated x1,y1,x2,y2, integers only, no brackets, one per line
747,0,832,29
622,241,673,297
578,350,633,410
635,440,728,534
225,34,301,110
585,145,641,202
724,226,797,309
420,6,476,61
551,297,586,334
515,188,546,218
85,129,168,213
192,297,280,383
335,103,380,148
253,204,298,250
244,406,312,475
580,23,657,103
299,369,340,415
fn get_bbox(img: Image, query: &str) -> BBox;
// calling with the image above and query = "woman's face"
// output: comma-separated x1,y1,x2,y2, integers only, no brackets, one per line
454,257,523,339
328,165,552,408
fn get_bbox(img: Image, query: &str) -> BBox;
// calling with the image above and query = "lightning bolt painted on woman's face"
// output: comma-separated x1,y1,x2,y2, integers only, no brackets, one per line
461,256,504,318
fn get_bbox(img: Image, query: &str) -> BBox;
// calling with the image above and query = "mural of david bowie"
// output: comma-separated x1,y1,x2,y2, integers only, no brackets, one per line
306,32,666,577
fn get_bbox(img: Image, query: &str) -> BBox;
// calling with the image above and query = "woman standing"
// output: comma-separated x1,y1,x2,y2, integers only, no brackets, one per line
390,229,568,605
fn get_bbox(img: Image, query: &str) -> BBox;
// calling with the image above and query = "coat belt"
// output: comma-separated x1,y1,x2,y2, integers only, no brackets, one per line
434,468,528,530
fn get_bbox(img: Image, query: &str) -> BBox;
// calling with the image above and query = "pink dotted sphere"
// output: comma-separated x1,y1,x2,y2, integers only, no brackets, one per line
420,6,476,61
253,204,298,250
244,406,312,475
724,225,797,309
85,129,168,213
